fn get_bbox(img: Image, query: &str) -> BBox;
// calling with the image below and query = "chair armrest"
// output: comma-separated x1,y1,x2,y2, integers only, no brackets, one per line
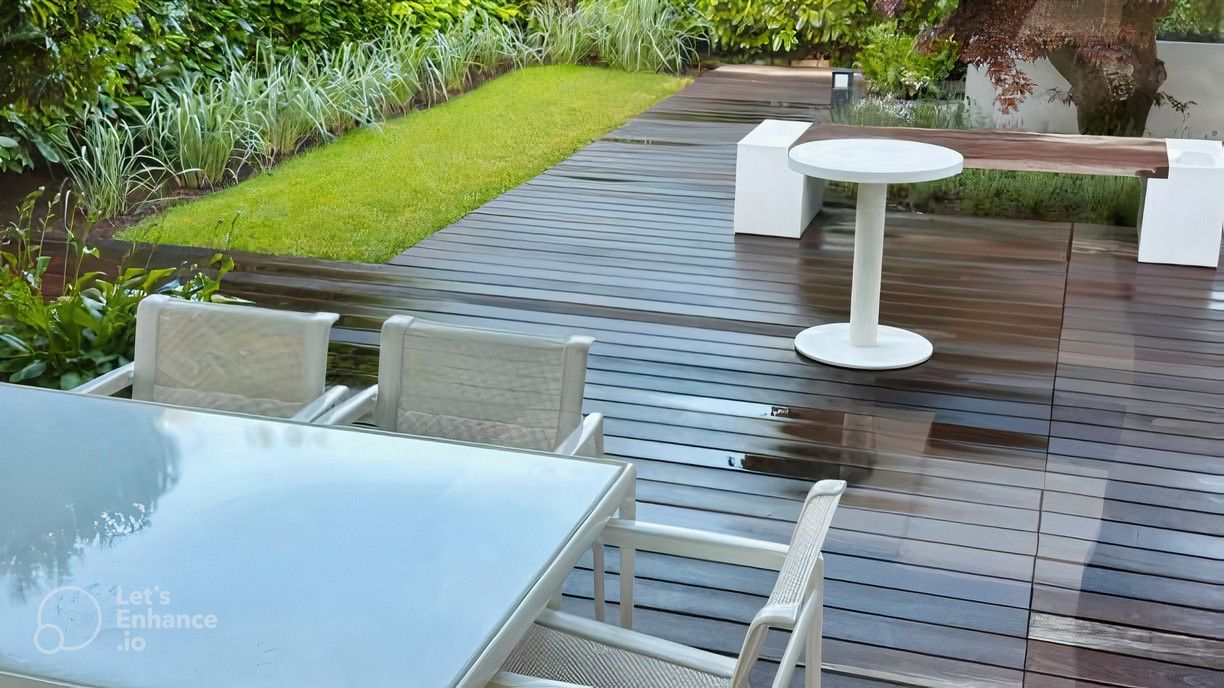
487,672,590,688
314,385,378,425
535,609,737,678
600,519,788,571
71,363,135,397
554,413,603,457
290,385,351,423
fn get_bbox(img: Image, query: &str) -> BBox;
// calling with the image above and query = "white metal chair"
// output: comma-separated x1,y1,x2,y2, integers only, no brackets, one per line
317,315,604,457
489,479,847,688
72,295,346,421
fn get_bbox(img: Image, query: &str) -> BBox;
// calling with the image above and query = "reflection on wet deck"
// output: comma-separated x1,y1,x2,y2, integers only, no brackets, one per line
108,66,1222,687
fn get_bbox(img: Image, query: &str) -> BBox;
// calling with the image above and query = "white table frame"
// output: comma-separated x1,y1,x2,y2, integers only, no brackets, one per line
788,138,963,370
459,465,636,687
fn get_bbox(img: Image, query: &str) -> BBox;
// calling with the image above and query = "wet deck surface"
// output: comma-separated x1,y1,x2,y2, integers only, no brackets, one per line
130,67,1223,686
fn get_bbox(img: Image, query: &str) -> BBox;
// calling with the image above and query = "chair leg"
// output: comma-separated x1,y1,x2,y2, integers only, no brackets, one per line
806,562,824,688
592,542,606,622
618,496,636,629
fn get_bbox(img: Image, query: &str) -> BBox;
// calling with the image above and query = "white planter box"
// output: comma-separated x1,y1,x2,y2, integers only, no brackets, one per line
733,120,824,238
1139,139,1224,268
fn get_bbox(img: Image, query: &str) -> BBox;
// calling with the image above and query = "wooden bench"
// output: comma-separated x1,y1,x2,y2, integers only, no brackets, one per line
788,124,1223,267
795,124,1171,178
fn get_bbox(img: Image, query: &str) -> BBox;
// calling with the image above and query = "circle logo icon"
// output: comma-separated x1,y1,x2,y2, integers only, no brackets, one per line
34,586,102,654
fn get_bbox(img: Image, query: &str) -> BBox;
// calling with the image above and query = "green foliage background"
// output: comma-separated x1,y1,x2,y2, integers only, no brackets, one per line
1159,0,1223,42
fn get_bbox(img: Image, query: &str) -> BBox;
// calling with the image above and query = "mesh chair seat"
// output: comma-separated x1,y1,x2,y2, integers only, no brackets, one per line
502,624,732,688
134,295,338,418
500,481,847,688
374,316,593,451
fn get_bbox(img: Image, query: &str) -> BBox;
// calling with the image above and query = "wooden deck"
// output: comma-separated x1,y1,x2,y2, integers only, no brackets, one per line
129,66,1222,687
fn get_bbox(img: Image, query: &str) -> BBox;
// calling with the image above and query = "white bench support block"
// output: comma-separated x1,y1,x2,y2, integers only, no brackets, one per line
734,119,824,238
1138,138,1224,267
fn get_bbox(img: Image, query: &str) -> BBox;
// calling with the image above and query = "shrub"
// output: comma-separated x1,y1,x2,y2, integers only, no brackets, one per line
1159,0,1222,42
693,0,869,55
855,21,957,99
0,189,237,389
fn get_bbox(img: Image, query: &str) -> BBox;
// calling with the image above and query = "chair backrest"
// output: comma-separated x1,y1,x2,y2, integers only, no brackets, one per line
731,479,846,688
373,316,592,452
132,295,338,418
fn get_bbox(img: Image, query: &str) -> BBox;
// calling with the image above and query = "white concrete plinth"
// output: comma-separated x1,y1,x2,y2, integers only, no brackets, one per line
1138,139,1224,268
733,119,824,238
794,323,933,370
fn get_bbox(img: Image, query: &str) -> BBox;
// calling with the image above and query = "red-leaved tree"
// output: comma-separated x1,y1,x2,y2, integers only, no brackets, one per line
893,0,1180,135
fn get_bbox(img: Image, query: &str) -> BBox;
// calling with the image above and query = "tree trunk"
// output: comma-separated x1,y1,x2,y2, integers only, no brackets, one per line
1046,3,1168,136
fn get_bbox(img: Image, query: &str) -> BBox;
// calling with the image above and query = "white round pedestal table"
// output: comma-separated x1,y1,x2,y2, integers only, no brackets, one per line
788,138,963,370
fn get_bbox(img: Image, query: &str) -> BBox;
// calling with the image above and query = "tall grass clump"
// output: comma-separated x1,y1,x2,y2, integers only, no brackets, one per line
380,32,429,112
907,170,1141,227
311,43,397,133
145,75,244,188
833,95,990,130
416,18,535,104
588,0,707,73
228,55,329,167
529,2,599,65
63,116,162,221
472,19,535,72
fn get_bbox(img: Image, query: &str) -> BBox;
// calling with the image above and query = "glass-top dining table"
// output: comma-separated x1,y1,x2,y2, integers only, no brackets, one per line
0,383,636,688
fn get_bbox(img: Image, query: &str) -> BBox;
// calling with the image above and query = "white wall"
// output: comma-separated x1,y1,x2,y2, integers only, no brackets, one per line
965,40,1224,139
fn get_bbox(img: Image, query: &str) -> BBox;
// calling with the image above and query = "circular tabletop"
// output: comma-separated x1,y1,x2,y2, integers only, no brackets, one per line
788,138,964,184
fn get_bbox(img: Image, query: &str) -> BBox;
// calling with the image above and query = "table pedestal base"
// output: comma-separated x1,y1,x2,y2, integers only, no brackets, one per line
794,323,932,370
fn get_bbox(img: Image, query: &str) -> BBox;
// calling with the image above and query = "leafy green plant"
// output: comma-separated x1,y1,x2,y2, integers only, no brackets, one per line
467,17,534,73
0,189,238,389
391,0,520,34
0,111,70,173
855,21,957,99
525,0,706,73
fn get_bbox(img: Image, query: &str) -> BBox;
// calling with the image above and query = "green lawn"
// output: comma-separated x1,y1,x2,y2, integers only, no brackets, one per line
124,65,689,262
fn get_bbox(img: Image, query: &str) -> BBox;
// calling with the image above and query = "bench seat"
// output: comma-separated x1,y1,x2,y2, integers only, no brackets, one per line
786,124,1222,268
